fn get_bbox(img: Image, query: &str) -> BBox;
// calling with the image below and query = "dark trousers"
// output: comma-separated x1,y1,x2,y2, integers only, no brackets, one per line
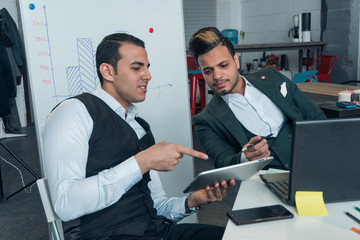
94,222,225,240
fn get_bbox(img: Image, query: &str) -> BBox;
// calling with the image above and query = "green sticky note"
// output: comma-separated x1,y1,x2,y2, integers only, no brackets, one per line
295,191,328,216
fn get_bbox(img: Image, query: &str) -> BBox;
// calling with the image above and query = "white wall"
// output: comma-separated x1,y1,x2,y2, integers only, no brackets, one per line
184,0,321,75
216,0,321,73
183,0,217,47
2,0,27,127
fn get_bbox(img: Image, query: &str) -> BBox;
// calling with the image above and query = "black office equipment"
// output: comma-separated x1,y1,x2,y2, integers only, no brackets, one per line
260,118,360,205
336,101,357,109
0,141,40,200
227,204,293,225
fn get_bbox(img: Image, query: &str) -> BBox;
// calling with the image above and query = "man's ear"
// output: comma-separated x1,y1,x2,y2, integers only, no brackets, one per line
234,53,240,69
99,63,115,82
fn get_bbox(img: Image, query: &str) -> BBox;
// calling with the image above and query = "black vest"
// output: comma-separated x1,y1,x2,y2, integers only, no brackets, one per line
62,93,165,239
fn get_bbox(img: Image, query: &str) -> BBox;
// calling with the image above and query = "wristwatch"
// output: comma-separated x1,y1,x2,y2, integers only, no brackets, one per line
185,195,201,214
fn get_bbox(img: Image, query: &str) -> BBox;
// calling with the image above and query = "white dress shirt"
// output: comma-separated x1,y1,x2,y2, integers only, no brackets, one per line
42,88,188,222
221,76,285,161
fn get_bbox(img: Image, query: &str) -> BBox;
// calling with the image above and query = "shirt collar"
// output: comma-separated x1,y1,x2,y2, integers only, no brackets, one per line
221,75,253,104
93,88,139,120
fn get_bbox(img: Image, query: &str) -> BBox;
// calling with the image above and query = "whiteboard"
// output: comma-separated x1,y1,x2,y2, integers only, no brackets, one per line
18,0,194,198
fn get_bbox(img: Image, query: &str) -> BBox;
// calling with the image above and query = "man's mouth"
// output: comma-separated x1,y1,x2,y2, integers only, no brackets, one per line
214,80,227,88
139,84,147,90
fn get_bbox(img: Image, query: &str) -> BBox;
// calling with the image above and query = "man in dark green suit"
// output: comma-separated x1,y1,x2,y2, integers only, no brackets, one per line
188,27,326,170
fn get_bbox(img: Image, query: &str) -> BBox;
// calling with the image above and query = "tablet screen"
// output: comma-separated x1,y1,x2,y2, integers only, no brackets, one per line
183,157,273,193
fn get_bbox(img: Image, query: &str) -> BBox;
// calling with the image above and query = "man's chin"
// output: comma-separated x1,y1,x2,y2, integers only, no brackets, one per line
132,96,146,103
216,89,230,96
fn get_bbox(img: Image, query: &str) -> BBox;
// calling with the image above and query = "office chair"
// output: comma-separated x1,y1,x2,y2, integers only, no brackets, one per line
37,178,64,240
309,55,337,83
187,56,206,116
292,70,318,83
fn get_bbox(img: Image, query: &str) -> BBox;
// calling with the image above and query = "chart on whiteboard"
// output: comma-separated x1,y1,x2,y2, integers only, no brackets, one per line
32,4,173,104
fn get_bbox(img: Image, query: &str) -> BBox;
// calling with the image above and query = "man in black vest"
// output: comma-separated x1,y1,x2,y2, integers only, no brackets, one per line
188,27,326,169
42,33,234,240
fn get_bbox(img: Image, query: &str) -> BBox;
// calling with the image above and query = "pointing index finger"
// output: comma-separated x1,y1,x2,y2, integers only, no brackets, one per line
177,145,208,160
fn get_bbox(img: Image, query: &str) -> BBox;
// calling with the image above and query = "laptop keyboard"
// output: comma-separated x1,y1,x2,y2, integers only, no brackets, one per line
260,173,291,202
270,180,289,196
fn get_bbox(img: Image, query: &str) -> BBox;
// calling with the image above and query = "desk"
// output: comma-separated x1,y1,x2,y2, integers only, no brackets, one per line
223,173,360,240
296,82,359,96
234,41,326,73
296,82,360,118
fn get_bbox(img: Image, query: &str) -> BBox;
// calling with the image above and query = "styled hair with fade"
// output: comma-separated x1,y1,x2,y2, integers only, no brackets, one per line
187,27,236,65
96,33,145,85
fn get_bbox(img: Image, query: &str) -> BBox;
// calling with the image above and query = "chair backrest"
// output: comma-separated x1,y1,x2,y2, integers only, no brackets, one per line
292,70,318,83
310,55,337,75
186,56,198,71
37,178,64,240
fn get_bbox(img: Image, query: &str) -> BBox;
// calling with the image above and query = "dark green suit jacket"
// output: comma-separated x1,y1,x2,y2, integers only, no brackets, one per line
193,66,326,169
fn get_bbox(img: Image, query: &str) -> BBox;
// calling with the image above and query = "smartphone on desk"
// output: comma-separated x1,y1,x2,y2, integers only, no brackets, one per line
227,204,293,225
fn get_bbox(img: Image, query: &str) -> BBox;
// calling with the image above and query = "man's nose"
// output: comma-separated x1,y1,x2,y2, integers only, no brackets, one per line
213,68,223,80
144,69,152,81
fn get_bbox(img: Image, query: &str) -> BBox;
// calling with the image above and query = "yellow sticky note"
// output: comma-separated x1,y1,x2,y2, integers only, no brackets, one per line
295,191,328,216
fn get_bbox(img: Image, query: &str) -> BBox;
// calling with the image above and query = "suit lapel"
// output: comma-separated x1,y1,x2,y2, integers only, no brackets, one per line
245,68,300,120
206,94,248,145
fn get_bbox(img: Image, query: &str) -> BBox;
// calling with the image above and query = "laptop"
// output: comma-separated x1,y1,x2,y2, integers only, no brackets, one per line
260,118,360,205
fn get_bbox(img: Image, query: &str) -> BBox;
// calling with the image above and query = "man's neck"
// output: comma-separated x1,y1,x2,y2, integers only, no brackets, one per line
101,86,130,112
232,75,246,95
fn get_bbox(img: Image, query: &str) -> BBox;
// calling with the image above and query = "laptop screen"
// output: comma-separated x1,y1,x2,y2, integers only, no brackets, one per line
288,118,360,203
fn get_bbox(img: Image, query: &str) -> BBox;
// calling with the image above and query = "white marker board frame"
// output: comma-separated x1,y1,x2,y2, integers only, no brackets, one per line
18,0,194,198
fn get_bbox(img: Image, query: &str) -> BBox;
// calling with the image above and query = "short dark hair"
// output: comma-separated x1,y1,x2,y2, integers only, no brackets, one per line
187,27,236,65
96,33,145,85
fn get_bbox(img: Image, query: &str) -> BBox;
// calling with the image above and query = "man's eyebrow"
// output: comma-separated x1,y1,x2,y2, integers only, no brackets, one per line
130,61,150,68
201,66,212,71
201,60,229,71
218,60,229,65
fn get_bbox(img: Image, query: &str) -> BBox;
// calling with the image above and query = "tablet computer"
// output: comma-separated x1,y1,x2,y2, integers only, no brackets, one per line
183,157,273,193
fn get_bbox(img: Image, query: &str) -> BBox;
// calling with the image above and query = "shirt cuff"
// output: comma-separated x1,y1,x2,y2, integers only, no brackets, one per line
182,196,196,215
